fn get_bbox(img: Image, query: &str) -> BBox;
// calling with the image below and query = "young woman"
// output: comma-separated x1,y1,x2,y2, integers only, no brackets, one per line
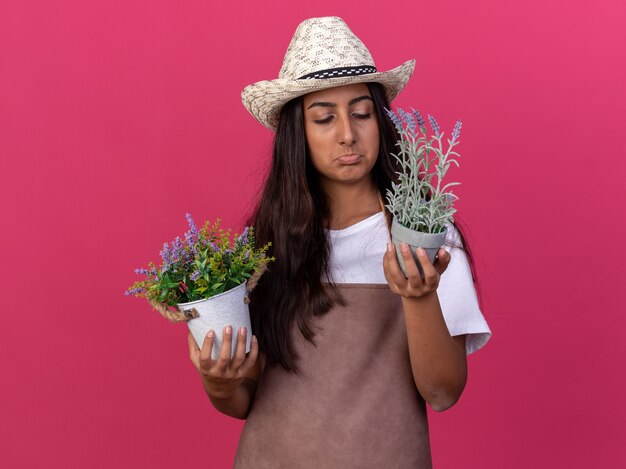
188,16,492,468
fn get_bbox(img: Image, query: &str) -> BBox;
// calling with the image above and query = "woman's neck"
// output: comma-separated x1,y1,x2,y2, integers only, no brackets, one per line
322,178,382,230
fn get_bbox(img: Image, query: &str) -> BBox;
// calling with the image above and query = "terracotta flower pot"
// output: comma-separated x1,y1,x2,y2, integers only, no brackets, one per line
390,218,448,277
176,282,251,360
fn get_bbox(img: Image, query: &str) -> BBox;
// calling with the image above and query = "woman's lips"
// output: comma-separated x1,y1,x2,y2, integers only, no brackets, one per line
337,154,361,164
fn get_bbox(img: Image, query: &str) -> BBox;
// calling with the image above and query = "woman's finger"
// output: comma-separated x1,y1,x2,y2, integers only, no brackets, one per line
215,325,233,372
385,243,410,289
434,248,451,275
382,248,401,294
231,326,248,369
399,243,423,289
415,247,438,289
241,335,259,373
199,330,215,365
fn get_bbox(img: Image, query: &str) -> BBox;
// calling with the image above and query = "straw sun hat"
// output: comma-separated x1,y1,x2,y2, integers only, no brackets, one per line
241,16,416,131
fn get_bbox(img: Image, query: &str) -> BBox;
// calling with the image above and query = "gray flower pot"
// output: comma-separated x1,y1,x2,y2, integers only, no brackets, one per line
390,218,448,277
177,282,251,360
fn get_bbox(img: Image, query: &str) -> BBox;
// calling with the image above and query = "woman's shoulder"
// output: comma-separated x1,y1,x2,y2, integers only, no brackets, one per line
444,222,464,250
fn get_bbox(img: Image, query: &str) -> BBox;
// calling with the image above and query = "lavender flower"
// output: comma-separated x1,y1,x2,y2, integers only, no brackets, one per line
124,286,146,296
185,232,198,256
236,227,250,248
397,108,416,133
385,108,403,132
171,236,185,263
451,119,462,144
427,114,441,138
159,242,172,265
125,215,274,305
185,213,199,244
385,107,462,234
410,107,426,128
198,233,220,252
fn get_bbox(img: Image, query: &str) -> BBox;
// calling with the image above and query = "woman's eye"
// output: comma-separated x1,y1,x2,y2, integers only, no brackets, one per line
312,113,371,124
314,116,333,124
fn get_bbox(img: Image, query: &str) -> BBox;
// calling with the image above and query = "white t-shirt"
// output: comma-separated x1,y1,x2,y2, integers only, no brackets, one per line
325,211,492,355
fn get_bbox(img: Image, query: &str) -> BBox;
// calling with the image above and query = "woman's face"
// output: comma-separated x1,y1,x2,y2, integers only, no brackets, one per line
302,83,380,188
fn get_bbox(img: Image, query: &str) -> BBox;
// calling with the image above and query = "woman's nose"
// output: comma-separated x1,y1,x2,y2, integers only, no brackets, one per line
337,114,356,146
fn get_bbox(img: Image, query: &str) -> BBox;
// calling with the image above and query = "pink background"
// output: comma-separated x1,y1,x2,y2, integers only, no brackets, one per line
1,1,625,467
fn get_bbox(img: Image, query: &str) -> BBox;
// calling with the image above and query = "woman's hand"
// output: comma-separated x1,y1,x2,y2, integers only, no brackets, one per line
188,326,259,400
383,242,451,299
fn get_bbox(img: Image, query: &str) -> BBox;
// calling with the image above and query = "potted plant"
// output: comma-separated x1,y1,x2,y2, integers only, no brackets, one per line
384,107,462,277
125,213,274,359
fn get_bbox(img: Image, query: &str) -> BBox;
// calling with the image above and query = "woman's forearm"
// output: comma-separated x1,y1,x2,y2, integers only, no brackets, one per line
402,292,467,411
205,378,258,420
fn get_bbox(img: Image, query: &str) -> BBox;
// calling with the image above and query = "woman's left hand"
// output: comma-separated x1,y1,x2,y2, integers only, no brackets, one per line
383,242,451,299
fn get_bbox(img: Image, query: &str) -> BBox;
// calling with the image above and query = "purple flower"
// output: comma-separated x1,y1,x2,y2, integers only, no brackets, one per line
199,235,220,252
237,227,249,246
410,107,426,128
190,270,201,281
384,108,403,132
185,234,198,257
427,114,441,138
451,119,462,143
185,213,199,245
124,286,146,296
171,236,185,263
160,242,172,265
398,108,416,133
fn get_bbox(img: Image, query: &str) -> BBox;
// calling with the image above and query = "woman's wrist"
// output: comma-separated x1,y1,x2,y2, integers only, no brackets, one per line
206,379,256,420
400,289,439,305
200,374,238,401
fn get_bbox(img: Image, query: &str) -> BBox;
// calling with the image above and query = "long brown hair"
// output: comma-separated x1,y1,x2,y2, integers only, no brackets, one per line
246,82,482,374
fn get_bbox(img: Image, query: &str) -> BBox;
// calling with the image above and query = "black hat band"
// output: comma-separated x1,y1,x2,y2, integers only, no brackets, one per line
298,66,378,80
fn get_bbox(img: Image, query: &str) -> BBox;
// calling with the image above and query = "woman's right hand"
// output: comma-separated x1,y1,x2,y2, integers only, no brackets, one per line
188,326,259,400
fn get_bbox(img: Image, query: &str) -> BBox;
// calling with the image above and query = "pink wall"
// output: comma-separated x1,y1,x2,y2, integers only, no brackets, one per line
1,1,625,467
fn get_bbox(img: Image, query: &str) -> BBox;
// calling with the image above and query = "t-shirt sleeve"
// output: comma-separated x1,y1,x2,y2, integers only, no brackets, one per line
437,223,492,355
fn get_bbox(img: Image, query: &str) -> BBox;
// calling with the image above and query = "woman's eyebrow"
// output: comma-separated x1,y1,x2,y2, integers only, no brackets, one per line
306,95,373,109
348,95,374,106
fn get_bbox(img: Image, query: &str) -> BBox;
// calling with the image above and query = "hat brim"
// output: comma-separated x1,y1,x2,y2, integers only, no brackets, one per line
241,59,415,131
